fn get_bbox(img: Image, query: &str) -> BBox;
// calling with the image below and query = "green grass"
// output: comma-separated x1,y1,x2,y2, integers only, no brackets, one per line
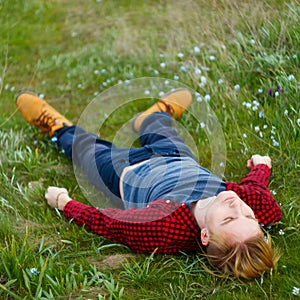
0,0,299,298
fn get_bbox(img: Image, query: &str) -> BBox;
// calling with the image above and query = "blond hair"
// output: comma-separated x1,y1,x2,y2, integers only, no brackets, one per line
206,232,280,279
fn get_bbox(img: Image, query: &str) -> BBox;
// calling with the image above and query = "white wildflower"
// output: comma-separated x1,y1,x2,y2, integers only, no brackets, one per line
144,90,150,96
258,88,263,93
272,139,279,147
153,69,159,75
200,76,207,84
39,93,45,99
254,126,260,132
271,126,276,134
160,62,166,68
292,287,300,296
278,229,285,236
177,52,184,59
180,65,186,72
288,74,295,81
209,55,216,61
259,111,264,118
164,80,170,85
94,69,99,75
30,268,39,275
234,84,240,91
200,122,205,128
274,91,280,97
194,46,200,54
243,133,247,138
195,68,201,75
204,94,211,102
196,96,202,102
297,118,300,126
159,91,165,97
243,102,251,109
174,75,179,80
250,39,255,45
284,109,288,115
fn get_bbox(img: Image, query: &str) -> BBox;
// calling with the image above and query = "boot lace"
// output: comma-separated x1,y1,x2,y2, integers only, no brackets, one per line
156,100,175,116
35,110,57,134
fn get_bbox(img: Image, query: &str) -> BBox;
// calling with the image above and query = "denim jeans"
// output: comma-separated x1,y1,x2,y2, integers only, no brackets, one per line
54,113,195,207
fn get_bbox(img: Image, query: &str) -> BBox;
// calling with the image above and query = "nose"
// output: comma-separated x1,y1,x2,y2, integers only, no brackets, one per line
229,199,251,219
229,198,239,207
229,198,244,215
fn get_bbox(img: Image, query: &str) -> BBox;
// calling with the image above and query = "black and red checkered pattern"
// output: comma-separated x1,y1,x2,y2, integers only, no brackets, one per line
226,164,282,226
63,164,282,254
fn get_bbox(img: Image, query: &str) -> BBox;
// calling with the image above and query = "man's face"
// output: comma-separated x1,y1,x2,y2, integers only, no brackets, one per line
201,191,262,245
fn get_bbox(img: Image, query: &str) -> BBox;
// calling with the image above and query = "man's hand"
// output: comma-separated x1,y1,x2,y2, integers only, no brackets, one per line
247,154,272,170
45,186,72,210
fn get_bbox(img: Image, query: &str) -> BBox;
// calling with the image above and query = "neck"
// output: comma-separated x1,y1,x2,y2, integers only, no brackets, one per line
190,196,216,228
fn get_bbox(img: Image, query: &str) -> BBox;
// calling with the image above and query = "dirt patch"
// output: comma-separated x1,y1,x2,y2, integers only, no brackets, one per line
88,253,135,270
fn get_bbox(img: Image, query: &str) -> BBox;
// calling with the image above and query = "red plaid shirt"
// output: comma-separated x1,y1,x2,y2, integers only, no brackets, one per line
63,164,282,254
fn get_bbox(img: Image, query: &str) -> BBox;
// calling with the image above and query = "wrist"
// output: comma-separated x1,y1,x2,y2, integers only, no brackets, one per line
57,193,72,210
255,162,271,169
257,160,271,168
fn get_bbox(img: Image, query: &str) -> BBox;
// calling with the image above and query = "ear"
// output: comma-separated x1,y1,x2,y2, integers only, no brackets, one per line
201,228,210,246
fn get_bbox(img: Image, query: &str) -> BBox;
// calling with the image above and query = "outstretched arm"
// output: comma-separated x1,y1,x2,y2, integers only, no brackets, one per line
44,187,201,254
226,154,282,225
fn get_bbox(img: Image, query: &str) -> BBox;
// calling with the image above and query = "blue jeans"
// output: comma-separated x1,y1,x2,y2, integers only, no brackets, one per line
54,112,195,208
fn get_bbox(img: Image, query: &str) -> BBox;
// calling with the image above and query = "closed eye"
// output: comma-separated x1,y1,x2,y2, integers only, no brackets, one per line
222,216,258,225
222,217,234,224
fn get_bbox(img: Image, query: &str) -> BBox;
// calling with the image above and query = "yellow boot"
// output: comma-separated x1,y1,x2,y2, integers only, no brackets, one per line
132,88,192,132
16,92,73,137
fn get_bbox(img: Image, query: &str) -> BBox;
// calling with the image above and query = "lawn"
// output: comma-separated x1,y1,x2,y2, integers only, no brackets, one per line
0,0,299,299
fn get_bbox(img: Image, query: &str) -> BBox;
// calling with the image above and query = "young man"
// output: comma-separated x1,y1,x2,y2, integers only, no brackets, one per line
16,89,282,279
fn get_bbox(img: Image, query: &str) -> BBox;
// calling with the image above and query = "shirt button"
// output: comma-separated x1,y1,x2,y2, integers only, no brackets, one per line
166,200,171,204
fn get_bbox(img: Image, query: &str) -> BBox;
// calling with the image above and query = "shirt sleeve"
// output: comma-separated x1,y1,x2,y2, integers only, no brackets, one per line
225,164,282,226
62,199,201,254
